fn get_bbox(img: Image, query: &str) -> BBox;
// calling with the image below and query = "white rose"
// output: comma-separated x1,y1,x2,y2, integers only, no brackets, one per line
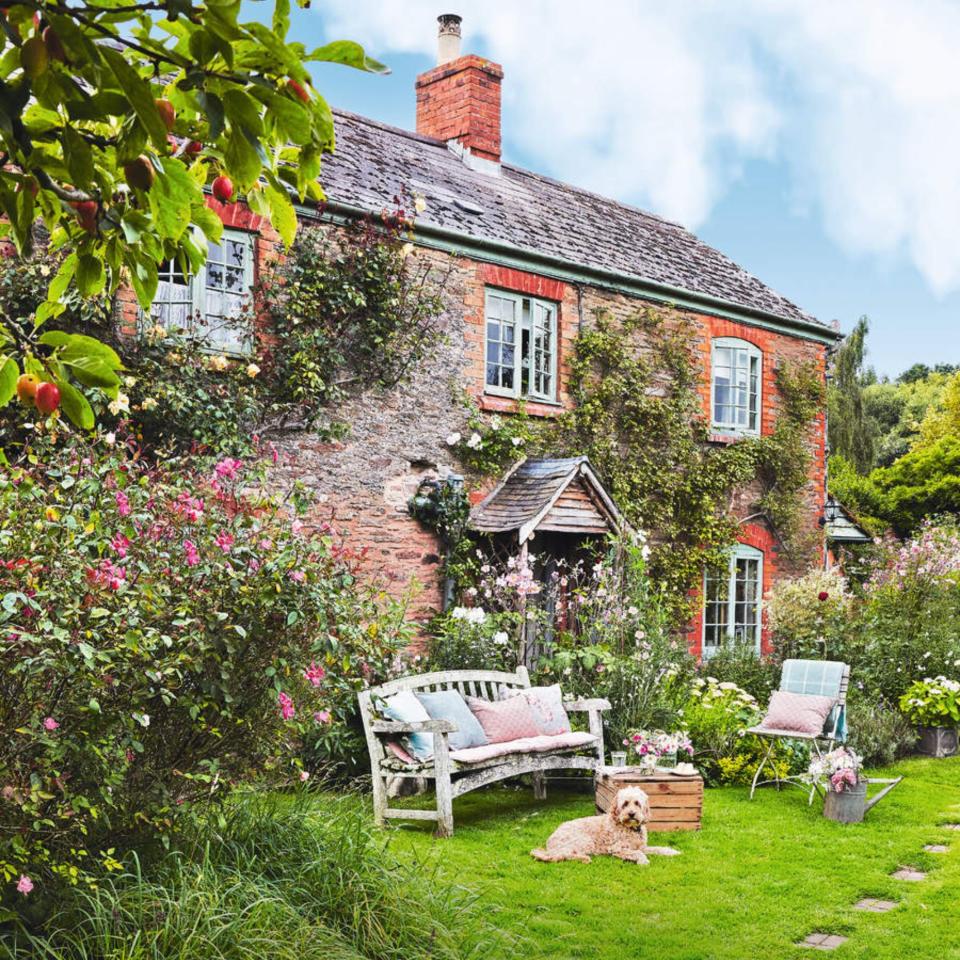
466,432,482,449
493,631,509,645
108,393,130,416
246,363,260,379
104,432,116,446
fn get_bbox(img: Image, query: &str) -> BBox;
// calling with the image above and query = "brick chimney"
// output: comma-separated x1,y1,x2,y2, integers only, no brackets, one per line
415,14,503,168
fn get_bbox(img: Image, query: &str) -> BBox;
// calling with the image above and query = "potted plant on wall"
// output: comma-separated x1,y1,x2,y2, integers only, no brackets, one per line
899,676,960,758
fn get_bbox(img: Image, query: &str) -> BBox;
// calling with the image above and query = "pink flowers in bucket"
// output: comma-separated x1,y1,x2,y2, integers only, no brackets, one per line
807,746,863,793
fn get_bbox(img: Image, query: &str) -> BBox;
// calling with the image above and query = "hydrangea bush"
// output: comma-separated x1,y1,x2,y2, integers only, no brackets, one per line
899,676,960,727
0,432,407,901
764,567,853,661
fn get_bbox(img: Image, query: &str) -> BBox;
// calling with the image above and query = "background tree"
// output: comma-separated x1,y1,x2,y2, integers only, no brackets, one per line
827,316,878,473
0,0,385,428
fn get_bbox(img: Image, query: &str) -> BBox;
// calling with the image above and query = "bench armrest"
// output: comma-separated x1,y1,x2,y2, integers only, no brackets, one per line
564,698,611,712
370,719,457,734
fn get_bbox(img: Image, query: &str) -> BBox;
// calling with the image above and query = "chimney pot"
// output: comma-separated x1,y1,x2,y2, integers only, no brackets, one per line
436,13,462,65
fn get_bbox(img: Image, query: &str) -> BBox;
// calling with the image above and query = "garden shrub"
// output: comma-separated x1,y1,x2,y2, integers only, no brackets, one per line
696,642,780,703
0,432,408,899
677,677,807,785
845,521,960,703
845,695,917,767
765,567,854,662
425,606,522,674
2,792,507,960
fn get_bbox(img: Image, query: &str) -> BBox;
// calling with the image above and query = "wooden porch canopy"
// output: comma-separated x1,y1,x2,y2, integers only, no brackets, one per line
468,457,626,544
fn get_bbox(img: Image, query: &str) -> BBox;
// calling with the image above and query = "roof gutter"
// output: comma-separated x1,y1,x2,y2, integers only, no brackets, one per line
307,198,842,345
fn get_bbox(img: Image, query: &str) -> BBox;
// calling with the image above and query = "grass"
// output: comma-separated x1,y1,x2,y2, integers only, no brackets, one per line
6,793,507,960
378,756,960,960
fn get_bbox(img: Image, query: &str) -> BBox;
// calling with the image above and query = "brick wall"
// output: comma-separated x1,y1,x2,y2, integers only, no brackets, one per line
109,200,828,650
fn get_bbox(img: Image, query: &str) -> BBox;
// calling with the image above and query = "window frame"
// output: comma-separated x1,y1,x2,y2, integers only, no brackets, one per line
710,336,762,436
701,543,764,658
145,227,256,357
483,288,558,403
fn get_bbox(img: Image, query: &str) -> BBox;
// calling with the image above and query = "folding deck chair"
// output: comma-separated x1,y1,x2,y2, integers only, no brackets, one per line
749,658,850,804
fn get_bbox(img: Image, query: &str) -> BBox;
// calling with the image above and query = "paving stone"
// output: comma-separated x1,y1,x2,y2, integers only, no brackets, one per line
944,823,960,831
799,933,849,950
924,844,949,853
891,867,927,881
854,898,898,913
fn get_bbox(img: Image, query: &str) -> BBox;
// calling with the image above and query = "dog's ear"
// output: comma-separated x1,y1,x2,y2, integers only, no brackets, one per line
641,796,651,821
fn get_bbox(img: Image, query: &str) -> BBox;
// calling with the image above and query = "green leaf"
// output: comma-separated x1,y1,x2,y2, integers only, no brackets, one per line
55,377,94,430
0,355,18,408
307,40,390,74
63,356,122,392
264,181,296,247
76,254,106,296
101,46,169,149
224,127,261,191
191,203,223,245
62,126,95,189
150,157,199,240
223,88,264,136
128,253,158,311
47,252,77,303
197,90,225,140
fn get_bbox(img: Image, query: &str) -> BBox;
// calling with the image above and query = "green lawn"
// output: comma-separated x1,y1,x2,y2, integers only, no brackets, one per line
376,757,960,959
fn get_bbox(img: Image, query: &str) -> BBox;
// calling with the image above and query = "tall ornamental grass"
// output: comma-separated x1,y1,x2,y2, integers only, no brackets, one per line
5,794,506,960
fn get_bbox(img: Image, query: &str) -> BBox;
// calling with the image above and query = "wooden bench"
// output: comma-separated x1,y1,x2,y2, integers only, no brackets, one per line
358,666,609,837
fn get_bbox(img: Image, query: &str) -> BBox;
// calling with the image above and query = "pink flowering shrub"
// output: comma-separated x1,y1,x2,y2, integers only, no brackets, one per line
0,432,410,899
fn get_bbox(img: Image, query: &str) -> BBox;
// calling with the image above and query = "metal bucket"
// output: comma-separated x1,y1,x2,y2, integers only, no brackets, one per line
917,726,959,758
823,781,867,824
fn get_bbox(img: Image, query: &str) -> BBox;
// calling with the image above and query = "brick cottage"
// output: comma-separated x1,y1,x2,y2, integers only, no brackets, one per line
119,15,841,658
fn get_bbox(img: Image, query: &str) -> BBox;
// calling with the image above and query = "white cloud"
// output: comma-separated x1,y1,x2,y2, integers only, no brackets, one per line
322,0,960,295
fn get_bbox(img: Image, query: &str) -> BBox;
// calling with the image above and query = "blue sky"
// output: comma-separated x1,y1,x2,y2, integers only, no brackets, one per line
265,1,960,378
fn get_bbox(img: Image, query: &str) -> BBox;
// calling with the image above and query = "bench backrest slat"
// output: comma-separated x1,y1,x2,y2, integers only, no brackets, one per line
358,666,532,763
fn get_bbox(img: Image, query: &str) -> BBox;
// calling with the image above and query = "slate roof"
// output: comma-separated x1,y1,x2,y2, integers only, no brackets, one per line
469,456,622,539
825,496,871,543
319,109,828,333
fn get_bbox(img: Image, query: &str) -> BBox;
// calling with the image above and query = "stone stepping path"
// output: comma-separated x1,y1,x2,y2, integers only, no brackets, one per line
798,933,849,951
853,898,898,913
794,808,954,951
891,866,927,881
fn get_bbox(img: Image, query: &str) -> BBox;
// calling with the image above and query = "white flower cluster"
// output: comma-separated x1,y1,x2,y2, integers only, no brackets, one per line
450,606,486,625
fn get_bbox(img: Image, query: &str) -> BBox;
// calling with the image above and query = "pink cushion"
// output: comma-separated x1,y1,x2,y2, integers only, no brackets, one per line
508,685,572,736
466,694,541,743
760,690,836,736
450,731,597,764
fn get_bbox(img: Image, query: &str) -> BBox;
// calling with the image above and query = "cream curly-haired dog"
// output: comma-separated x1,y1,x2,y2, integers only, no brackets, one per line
531,787,680,865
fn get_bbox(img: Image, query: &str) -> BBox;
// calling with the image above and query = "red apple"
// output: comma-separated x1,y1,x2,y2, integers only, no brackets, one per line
185,140,203,157
212,175,234,203
34,381,61,415
155,98,176,132
42,26,65,63
123,155,155,191
71,199,98,233
286,79,310,103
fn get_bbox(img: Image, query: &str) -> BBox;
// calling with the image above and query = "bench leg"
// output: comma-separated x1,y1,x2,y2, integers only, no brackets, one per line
532,771,547,800
371,770,388,827
433,731,454,838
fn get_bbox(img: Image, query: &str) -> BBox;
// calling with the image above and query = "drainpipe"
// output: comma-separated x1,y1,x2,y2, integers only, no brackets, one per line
442,473,464,612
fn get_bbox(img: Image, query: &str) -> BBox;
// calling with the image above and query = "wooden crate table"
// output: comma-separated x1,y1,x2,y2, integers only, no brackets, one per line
595,767,703,832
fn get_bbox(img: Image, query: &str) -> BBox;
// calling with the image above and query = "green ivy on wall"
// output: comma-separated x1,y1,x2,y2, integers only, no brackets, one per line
440,306,825,626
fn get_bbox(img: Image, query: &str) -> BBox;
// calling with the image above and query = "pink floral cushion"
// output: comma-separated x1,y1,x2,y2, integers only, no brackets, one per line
508,685,572,736
450,731,597,764
466,694,541,744
760,690,836,736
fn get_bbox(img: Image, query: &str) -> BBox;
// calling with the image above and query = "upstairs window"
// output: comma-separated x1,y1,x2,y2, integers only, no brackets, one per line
484,289,557,402
702,544,763,658
149,229,255,356
711,337,761,435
